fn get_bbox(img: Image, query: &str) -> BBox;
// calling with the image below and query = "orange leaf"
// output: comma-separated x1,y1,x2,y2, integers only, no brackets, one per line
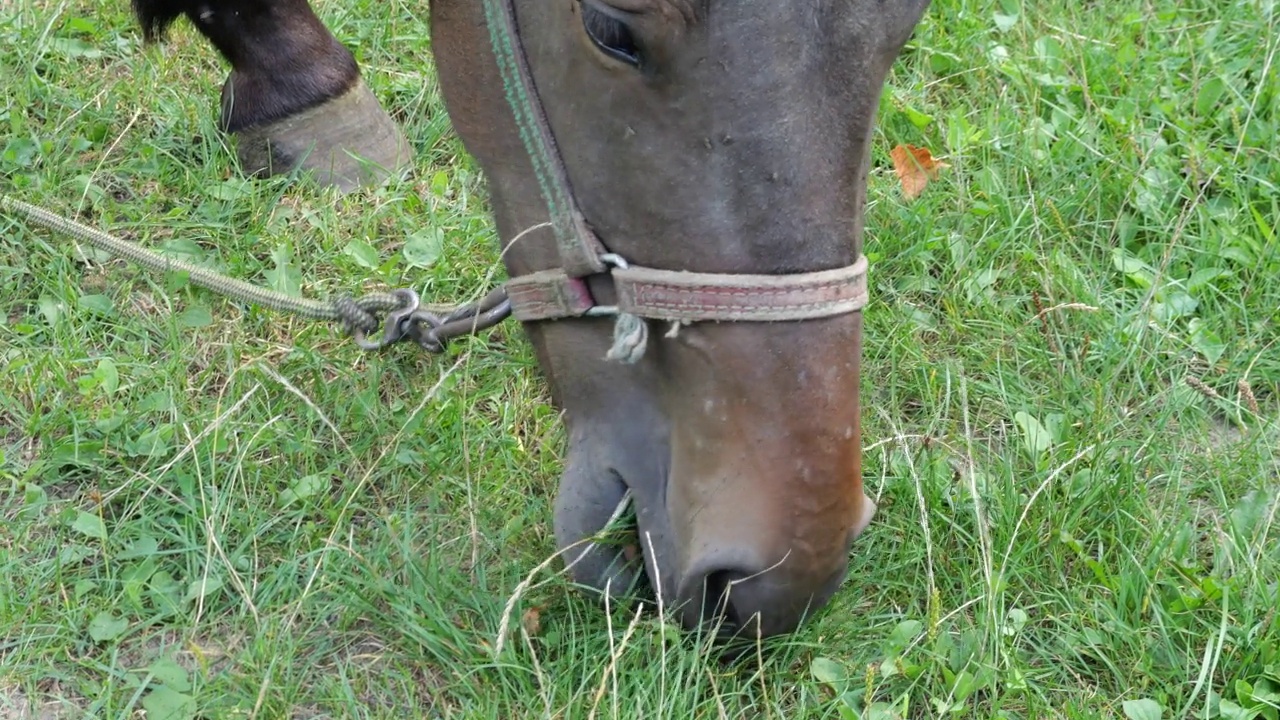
889,144,949,200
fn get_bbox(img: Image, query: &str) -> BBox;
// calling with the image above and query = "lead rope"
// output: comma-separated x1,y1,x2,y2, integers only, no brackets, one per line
1,193,496,350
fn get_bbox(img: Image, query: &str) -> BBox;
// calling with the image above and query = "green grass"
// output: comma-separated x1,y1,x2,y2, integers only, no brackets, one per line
2,0,1277,717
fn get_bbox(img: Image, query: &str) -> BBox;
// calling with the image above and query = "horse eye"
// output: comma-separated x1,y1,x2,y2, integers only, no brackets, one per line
580,1,641,67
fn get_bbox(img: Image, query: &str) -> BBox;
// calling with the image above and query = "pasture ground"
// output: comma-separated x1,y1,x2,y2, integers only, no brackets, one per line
2,0,1278,717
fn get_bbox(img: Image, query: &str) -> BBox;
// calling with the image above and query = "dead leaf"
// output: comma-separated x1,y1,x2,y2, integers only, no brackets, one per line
890,144,950,200
521,606,543,637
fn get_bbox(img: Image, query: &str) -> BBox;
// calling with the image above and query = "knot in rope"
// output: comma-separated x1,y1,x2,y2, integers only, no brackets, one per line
332,296,381,336
605,312,649,364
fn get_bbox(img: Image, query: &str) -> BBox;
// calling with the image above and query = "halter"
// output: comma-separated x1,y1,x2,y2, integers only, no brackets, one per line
2,0,870,360
474,0,869,361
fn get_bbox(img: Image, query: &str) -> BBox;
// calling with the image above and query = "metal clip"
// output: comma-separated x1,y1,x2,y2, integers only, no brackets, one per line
352,288,420,350
599,253,630,270
405,288,513,353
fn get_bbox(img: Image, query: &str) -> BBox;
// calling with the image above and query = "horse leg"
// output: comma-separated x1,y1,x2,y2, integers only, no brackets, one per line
131,0,413,191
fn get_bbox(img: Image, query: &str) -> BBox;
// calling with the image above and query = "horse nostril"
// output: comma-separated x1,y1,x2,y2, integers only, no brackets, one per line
679,559,844,642
699,569,747,632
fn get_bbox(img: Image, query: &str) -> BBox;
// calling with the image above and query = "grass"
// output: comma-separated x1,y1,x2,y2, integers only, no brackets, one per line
1,0,1277,717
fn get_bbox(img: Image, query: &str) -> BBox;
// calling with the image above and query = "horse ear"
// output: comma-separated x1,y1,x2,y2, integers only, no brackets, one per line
131,0,196,42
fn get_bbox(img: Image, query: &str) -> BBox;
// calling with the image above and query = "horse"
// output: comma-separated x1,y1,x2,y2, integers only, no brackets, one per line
130,0,931,641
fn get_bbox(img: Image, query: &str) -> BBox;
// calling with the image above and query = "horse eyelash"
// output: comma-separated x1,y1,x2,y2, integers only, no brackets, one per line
581,3,642,66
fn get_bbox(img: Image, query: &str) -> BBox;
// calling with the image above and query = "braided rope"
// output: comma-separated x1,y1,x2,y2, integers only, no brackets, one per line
2,193,425,335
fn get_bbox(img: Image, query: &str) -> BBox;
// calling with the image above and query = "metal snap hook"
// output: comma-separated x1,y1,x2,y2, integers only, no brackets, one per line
352,288,420,350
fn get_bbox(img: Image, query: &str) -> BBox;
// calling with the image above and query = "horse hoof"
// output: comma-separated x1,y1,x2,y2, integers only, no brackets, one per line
233,78,413,192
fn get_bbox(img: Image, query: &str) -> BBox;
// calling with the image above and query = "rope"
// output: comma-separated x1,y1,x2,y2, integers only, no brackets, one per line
605,312,648,364
1,193,429,337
